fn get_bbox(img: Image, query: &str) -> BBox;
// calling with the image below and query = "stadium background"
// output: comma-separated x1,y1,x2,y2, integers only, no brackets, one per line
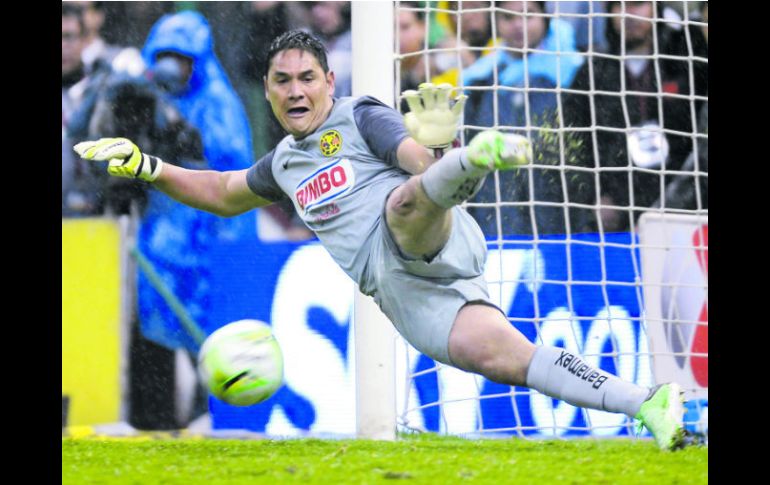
62,1,707,440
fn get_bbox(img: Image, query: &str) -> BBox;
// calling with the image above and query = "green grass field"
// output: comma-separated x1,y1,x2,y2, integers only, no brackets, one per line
62,434,707,484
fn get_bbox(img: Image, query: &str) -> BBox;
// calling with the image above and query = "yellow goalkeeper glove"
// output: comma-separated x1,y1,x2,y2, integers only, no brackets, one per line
73,137,164,182
402,82,467,151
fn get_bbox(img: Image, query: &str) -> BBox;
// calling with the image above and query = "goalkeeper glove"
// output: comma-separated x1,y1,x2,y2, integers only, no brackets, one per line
402,82,467,151
73,137,164,182
467,130,533,170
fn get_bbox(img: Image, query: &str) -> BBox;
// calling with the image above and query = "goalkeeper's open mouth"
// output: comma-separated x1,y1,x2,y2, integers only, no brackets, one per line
287,107,311,117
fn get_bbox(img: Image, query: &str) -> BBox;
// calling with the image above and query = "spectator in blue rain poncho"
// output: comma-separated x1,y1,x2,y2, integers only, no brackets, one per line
462,1,583,131
462,1,592,237
138,11,255,351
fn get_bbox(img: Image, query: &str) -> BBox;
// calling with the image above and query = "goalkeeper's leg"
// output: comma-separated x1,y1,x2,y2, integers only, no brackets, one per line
386,130,530,259
448,304,688,450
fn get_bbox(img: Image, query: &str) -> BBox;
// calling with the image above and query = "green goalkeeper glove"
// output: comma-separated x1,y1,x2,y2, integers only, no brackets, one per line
73,137,164,182
402,82,467,151
467,130,533,170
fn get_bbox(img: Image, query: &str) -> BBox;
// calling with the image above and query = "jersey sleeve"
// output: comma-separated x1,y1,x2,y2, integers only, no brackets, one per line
245,149,287,202
353,96,410,167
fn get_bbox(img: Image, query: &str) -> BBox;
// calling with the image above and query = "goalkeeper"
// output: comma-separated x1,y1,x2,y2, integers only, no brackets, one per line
76,30,692,451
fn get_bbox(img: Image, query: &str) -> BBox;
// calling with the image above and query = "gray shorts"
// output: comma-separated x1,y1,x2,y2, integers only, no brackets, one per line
362,206,493,365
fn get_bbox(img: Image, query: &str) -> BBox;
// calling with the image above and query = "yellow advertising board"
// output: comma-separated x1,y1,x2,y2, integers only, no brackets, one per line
62,218,123,426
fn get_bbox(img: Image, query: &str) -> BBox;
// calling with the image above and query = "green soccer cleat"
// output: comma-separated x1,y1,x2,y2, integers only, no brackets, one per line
635,383,687,451
467,130,533,170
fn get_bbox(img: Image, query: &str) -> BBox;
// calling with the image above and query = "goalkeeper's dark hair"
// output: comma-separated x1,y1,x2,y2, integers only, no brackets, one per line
265,30,330,77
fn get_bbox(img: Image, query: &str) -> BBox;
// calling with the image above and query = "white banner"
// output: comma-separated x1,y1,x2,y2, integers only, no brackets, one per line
638,213,708,400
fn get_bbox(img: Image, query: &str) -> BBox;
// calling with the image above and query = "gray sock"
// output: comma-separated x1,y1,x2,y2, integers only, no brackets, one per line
420,148,489,209
525,345,650,417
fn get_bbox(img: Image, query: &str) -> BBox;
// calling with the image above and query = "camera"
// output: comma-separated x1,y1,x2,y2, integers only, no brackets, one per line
72,70,204,216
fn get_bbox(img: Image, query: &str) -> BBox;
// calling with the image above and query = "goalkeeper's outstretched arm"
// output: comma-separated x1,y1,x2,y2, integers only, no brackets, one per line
74,137,271,217
154,164,269,217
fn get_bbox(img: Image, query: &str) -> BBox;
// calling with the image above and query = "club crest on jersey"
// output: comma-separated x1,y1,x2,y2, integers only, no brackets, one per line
295,158,354,212
319,129,343,156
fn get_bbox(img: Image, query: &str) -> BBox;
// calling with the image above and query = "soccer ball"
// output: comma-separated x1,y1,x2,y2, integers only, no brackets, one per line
197,319,284,406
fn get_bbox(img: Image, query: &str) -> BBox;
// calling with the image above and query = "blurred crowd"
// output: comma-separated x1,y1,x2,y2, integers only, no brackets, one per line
63,1,708,237
397,1,708,236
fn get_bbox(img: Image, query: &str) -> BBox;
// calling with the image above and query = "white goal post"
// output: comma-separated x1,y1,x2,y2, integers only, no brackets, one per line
352,1,707,440
351,1,398,440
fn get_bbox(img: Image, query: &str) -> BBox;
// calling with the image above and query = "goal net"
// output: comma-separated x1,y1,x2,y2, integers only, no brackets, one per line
388,0,708,439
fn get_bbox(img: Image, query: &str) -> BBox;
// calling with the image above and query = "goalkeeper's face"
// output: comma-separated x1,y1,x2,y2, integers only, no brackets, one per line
265,48,336,139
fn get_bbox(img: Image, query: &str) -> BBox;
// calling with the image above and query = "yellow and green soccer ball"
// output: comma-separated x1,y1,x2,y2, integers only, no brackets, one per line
198,320,284,406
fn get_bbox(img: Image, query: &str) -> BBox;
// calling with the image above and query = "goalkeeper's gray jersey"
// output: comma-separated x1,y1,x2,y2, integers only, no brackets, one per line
246,96,410,286
248,96,493,365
